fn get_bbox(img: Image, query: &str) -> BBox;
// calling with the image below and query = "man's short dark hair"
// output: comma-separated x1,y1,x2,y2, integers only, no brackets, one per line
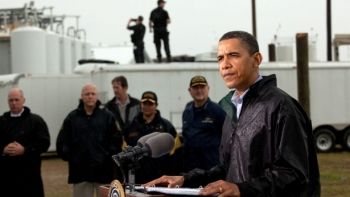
219,31,259,55
158,0,166,5
111,75,128,88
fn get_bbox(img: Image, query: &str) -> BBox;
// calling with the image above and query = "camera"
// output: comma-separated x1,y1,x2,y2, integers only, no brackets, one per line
131,18,137,22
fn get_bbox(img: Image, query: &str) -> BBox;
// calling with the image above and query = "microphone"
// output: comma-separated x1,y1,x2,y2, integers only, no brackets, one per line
144,132,174,158
113,132,175,163
137,132,160,146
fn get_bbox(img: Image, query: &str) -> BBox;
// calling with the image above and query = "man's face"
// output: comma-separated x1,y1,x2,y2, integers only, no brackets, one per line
217,38,261,91
112,82,127,99
8,91,25,114
141,101,157,117
81,85,98,108
189,85,209,103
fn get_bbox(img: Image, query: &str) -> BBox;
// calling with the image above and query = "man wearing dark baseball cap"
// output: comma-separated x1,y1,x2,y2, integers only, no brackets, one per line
141,91,158,104
182,75,226,172
124,90,177,183
189,75,208,87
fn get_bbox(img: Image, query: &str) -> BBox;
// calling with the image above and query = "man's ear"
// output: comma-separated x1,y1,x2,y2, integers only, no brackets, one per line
253,52,262,68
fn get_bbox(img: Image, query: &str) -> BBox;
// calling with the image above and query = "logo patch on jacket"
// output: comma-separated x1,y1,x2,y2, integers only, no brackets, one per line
202,117,214,124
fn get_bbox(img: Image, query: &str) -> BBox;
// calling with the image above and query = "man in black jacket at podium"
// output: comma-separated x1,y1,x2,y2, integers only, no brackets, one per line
144,31,320,197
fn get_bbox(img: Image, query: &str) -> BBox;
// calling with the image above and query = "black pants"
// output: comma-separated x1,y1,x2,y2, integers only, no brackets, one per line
133,41,144,63
154,30,171,62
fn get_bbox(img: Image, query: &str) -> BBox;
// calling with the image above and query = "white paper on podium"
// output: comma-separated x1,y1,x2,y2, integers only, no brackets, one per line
135,186,202,196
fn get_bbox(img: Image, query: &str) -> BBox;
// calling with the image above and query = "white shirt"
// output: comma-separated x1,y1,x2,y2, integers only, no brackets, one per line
116,96,130,122
10,108,25,117
231,75,263,119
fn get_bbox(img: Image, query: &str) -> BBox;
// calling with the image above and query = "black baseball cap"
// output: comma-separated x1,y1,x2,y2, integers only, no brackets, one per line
141,91,158,104
190,75,208,87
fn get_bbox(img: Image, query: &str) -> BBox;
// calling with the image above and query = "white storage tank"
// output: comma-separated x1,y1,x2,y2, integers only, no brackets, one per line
82,42,92,59
46,31,61,74
309,35,318,62
60,36,73,74
276,45,293,62
72,39,83,70
11,26,47,74
308,43,317,62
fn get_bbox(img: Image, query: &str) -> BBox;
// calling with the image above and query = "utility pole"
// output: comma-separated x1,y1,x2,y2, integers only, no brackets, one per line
326,0,332,61
252,0,257,38
296,33,310,116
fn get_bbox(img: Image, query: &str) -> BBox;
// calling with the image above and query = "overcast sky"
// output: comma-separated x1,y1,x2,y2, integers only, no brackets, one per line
3,0,350,61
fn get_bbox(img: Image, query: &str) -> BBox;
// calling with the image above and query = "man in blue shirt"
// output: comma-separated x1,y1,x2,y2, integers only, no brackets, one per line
182,75,226,172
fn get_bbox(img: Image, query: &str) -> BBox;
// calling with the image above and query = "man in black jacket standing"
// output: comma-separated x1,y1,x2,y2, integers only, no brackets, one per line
145,31,320,197
105,75,140,134
0,87,50,197
127,15,146,63
57,83,122,197
149,0,172,63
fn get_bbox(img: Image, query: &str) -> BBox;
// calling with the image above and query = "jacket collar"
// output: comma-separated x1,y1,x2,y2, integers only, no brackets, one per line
77,99,102,115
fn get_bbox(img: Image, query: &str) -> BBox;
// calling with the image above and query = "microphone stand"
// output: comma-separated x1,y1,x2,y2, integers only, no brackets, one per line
112,148,143,194
126,161,140,194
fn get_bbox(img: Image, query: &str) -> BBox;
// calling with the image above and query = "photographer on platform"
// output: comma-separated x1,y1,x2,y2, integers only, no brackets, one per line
127,16,146,63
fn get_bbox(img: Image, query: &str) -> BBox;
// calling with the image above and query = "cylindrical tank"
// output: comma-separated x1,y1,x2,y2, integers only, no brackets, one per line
11,26,47,74
81,42,92,59
46,31,61,74
309,43,317,62
276,45,293,62
60,36,73,74
72,39,83,70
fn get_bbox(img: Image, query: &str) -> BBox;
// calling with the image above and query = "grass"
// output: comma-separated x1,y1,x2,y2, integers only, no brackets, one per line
42,152,350,197
318,152,350,197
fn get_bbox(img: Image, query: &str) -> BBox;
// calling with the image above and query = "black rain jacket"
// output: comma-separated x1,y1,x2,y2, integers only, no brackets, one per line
56,100,122,183
0,107,50,197
183,74,320,197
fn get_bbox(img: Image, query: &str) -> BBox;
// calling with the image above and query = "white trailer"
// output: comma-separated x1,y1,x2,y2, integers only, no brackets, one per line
1,62,350,152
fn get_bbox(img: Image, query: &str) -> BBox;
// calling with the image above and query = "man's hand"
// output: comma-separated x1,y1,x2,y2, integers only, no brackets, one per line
199,180,240,197
3,141,25,156
143,175,184,188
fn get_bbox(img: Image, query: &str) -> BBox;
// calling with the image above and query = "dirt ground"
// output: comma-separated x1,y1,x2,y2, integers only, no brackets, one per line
42,157,72,197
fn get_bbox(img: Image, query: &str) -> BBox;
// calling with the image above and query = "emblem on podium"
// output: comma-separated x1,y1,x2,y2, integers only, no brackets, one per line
108,180,125,197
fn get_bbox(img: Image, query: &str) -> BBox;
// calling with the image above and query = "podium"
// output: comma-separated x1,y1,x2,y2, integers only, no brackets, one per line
99,185,165,197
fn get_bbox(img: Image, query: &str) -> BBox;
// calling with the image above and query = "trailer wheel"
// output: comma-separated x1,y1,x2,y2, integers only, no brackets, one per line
343,128,350,151
314,128,335,152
